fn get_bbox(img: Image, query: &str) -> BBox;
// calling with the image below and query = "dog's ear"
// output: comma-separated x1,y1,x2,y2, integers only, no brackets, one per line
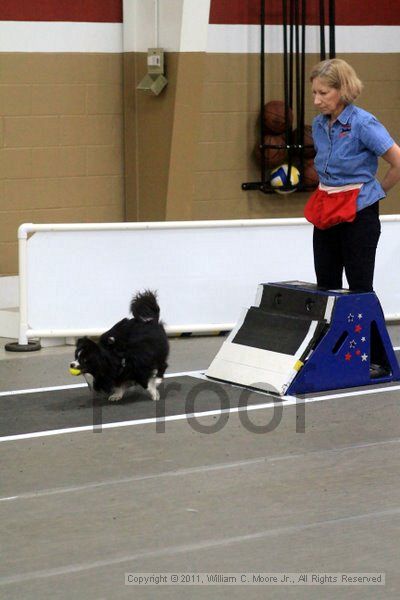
76,336,88,350
76,336,98,351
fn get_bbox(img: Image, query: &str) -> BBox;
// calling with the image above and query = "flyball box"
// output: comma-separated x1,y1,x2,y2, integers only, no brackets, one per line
206,281,400,395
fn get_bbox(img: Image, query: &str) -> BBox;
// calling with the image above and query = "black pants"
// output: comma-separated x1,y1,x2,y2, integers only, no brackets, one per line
313,201,381,292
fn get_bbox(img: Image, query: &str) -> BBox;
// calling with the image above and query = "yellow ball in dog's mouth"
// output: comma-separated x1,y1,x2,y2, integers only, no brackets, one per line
69,367,82,376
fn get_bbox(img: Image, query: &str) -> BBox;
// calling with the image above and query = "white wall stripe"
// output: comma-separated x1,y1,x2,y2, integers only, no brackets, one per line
207,24,400,54
1,21,398,54
0,22,123,53
180,0,211,52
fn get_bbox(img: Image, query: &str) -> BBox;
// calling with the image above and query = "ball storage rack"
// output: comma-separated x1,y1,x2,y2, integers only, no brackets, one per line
242,0,336,195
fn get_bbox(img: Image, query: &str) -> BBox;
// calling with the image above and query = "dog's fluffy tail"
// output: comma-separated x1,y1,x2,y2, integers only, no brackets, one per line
130,290,160,323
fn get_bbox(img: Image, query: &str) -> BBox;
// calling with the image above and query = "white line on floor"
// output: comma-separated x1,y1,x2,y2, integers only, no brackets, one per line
0,370,204,398
1,506,400,585
0,382,87,397
1,377,400,443
1,437,399,503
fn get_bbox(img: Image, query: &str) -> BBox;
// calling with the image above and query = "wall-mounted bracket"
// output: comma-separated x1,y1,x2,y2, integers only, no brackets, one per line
137,48,168,96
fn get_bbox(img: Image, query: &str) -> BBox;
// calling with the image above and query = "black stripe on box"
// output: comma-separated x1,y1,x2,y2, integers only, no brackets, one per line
232,307,314,355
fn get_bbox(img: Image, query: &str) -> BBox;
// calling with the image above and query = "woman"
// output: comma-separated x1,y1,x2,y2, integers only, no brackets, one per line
305,58,400,292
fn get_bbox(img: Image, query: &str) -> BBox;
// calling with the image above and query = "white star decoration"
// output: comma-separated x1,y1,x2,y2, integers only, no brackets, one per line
361,337,366,342
361,353,368,361
347,313,354,322
349,340,357,348
358,313,363,319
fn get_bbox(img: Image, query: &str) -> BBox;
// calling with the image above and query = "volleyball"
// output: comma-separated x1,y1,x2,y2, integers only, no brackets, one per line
270,164,300,194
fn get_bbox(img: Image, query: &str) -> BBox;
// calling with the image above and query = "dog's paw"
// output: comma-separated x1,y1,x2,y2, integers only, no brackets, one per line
148,388,160,401
108,392,123,402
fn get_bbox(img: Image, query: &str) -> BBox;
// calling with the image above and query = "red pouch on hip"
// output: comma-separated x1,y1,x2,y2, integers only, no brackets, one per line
304,187,360,229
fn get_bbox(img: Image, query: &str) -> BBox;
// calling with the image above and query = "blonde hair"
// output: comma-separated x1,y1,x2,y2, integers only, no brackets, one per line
310,58,363,104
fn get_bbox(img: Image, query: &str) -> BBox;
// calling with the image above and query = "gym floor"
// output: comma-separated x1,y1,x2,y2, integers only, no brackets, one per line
1,335,400,599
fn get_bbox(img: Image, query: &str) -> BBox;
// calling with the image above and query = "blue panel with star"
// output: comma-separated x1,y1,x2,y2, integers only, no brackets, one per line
287,288,400,394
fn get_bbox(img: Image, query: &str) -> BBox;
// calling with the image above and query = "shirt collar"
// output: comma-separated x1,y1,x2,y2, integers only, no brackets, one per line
316,103,355,129
336,103,354,125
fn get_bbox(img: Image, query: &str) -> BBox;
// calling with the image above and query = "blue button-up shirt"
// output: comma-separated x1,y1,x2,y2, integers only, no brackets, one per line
312,104,394,210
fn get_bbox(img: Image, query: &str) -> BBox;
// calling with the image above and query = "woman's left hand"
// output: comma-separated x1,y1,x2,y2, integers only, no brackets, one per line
381,143,400,193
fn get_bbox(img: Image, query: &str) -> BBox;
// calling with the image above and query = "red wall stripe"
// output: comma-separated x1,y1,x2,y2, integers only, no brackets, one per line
210,0,400,26
0,0,122,23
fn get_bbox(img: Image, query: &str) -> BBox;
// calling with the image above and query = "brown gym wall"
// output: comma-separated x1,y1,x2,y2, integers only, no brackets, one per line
169,52,400,221
0,53,125,274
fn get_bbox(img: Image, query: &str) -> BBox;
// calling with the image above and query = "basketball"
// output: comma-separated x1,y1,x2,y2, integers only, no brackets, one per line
264,100,293,134
270,163,300,194
293,124,315,158
302,159,319,188
254,133,287,168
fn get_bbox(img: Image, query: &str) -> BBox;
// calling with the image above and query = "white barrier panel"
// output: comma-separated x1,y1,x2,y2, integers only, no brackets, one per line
17,217,400,343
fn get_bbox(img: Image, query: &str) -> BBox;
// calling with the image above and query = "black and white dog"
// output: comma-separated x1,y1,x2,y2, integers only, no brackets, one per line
70,291,169,402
